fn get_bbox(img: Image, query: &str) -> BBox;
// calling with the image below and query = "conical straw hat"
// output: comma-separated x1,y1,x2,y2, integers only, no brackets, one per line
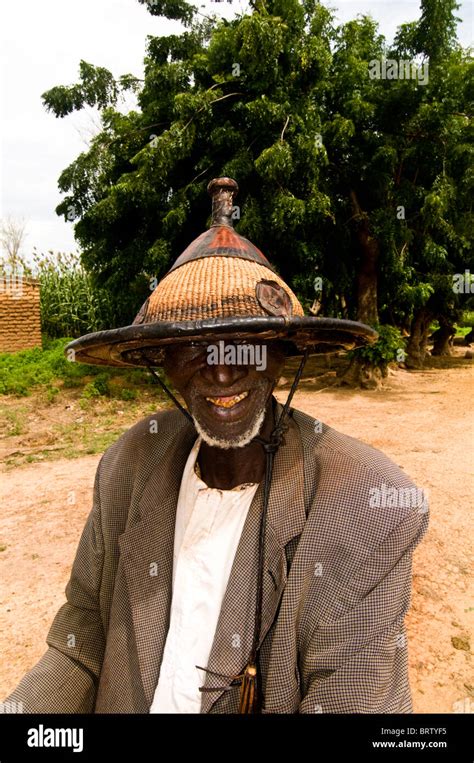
65,177,377,367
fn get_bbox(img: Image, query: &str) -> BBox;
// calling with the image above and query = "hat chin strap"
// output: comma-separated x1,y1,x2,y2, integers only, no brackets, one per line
141,360,194,424
142,348,310,713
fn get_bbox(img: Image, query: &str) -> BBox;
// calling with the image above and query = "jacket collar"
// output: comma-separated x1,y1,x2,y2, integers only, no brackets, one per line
118,397,306,712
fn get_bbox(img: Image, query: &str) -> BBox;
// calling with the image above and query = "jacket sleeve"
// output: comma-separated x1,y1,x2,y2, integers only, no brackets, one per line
3,456,106,713
298,503,429,714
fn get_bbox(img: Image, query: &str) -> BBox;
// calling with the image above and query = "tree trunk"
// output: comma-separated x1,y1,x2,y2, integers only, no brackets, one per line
349,190,379,325
337,356,387,389
406,306,434,368
431,319,455,356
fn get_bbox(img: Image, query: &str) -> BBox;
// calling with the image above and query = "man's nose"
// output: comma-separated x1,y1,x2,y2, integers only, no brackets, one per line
200,360,248,387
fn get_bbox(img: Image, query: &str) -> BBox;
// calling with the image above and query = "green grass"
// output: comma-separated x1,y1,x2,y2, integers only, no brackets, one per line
2,407,28,435
1,392,175,468
429,310,474,338
458,311,474,329
0,340,177,468
0,336,86,395
0,336,165,398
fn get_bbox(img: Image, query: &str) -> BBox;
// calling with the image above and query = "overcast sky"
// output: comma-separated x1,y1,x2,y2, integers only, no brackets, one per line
0,0,472,258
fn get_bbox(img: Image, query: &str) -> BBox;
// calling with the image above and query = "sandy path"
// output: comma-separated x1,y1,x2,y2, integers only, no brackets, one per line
1,365,472,712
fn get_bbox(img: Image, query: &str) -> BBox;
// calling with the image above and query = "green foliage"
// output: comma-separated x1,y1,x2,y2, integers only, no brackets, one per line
0,338,87,396
46,386,60,403
415,0,462,64
17,250,117,338
459,309,474,327
81,372,111,398
119,387,138,400
39,0,472,335
136,0,196,26
0,337,152,397
348,325,406,368
0,335,177,414
42,60,142,118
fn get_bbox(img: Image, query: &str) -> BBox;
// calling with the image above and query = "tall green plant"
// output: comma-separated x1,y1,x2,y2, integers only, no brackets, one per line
20,250,116,338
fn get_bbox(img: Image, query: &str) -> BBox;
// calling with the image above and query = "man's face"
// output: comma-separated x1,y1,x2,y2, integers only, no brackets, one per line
162,339,287,449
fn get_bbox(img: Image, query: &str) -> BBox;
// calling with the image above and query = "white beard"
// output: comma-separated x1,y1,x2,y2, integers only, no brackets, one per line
191,404,267,450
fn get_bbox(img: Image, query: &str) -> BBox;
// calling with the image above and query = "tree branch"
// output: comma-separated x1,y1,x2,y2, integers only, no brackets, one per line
280,115,290,141
179,92,242,133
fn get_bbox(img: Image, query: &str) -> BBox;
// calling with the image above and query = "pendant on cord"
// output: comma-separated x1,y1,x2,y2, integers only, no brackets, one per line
238,661,259,713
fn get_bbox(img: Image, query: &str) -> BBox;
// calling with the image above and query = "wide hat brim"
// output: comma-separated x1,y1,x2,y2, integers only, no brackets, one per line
65,315,378,369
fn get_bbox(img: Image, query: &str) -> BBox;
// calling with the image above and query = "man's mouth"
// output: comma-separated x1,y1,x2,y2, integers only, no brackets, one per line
205,390,249,409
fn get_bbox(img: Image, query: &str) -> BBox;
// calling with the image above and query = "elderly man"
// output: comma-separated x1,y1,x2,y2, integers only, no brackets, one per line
4,178,428,714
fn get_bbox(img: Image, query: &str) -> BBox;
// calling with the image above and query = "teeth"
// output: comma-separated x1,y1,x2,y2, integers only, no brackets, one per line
205,390,249,408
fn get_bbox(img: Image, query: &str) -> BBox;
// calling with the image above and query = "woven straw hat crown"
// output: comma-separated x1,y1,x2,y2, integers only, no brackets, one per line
65,176,378,368
133,177,304,326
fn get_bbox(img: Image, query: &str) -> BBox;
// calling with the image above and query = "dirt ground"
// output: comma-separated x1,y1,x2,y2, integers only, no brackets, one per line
1,359,473,713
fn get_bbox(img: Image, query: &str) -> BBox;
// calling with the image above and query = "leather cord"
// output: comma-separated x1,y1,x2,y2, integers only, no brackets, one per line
141,358,194,424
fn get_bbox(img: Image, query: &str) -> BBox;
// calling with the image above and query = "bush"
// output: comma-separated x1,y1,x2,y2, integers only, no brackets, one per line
0,337,107,396
81,372,111,398
347,324,406,369
0,336,165,400
458,310,474,328
119,388,138,400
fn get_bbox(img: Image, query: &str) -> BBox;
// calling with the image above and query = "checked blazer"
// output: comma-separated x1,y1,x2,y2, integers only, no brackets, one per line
4,398,429,713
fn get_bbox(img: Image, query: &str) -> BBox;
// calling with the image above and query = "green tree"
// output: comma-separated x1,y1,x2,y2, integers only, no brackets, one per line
42,0,472,378
43,0,337,327
415,0,462,64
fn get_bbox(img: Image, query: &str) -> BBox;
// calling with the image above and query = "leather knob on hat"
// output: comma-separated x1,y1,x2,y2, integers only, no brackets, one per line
256,279,293,318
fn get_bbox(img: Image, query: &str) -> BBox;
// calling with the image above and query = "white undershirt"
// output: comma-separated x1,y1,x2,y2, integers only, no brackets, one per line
149,435,260,713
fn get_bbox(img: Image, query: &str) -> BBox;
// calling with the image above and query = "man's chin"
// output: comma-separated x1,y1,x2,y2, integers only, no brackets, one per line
191,405,266,450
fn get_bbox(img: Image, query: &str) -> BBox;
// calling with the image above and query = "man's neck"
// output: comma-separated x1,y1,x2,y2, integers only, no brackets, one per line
197,397,276,490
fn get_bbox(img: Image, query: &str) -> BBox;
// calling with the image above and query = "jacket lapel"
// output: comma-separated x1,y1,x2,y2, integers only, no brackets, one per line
199,399,306,712
118,419,196,708
118,399,306,713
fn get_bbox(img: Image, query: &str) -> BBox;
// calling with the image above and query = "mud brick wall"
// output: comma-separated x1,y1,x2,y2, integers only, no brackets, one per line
0,276,42,352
